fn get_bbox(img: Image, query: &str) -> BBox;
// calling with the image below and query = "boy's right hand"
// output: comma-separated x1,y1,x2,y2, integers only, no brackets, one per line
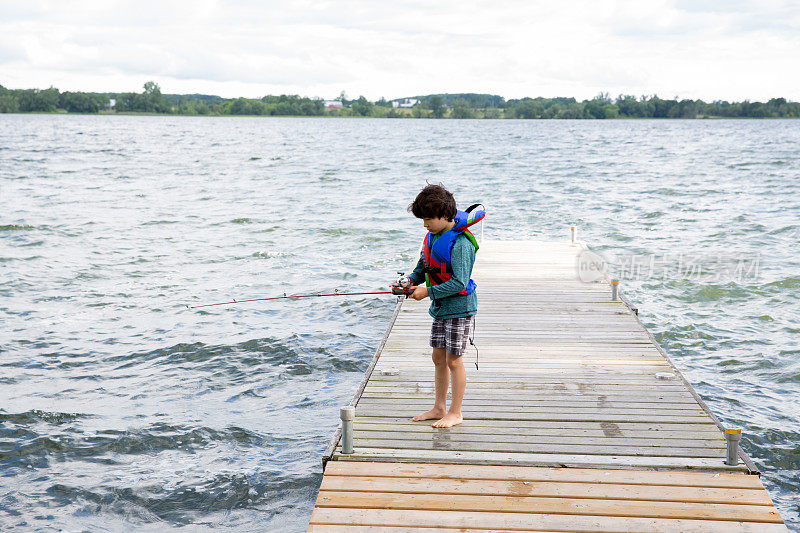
389,283,424,299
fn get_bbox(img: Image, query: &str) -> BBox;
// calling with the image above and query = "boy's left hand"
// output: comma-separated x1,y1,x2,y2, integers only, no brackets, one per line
409,286,428,301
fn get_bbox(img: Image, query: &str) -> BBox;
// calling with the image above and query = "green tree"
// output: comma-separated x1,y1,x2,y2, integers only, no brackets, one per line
451,98,474,119
114,82,167,113
650,96,677,118
515,98,544,119
428,95,445,118
351,95,374,116
556,103,583,119
194,100,211,114
584,98,607,119
0,93,19,113
594,92,612,105
142,81,167,112
225,97,268,115
616,95,642,117
59,92,104,113
17,87,60,112
113,92,132,111
746,101,767,118
602,104,619,119
143,81,159,95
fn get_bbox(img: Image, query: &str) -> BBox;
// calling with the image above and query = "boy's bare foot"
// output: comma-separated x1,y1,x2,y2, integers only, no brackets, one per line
412,408,446,421
432,413,463,428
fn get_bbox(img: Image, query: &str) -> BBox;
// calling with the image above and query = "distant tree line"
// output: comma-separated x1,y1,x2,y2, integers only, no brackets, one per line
1,82,799,119
0,85,111,113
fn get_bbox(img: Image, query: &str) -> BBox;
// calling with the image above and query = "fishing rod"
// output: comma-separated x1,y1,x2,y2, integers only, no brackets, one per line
187,274,415,309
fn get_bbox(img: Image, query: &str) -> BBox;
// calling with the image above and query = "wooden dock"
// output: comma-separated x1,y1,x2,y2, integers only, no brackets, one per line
310,239,787,531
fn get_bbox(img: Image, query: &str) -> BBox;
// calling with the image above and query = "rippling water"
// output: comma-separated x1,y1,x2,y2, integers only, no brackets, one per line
1,115,798,531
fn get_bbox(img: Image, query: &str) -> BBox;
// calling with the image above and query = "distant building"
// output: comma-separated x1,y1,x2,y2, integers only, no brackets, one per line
324,100,343,109
393,98,419,108
107,98,116,109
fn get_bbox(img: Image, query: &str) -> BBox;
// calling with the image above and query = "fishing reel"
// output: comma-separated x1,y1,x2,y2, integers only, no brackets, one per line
392,272,415,298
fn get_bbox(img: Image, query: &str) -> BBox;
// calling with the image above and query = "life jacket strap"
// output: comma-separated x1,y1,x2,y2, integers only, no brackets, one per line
463,229,480,253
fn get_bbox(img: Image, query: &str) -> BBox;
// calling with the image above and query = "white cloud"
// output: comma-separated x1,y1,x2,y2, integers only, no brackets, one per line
0,0,798,101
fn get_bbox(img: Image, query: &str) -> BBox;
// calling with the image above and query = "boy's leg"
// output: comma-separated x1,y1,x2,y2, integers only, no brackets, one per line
412,347,448,421
432,351,464,428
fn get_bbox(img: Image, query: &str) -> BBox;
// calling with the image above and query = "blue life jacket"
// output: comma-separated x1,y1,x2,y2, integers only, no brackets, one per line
422,205,485,295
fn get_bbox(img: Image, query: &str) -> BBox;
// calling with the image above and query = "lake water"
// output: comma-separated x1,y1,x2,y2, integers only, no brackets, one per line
1,115,798,531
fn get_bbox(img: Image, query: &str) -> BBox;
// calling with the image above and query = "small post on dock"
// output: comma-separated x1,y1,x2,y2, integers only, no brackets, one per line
340,406,355,454
570,226,577,244
725,427,742,465
611,279,619,301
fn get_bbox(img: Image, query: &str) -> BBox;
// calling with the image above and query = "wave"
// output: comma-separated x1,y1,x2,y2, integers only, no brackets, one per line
251,250,292,258
0,409,89,425
110,334,368,375
763,275,800,290
42,469,322,527
0,224,37,231
0,421,285,472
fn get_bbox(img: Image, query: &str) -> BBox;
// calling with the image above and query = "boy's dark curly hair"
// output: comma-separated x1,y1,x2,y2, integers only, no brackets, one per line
407,184,457,221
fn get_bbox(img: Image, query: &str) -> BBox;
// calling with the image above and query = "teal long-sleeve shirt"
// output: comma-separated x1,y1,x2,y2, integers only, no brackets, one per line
408,232,477,319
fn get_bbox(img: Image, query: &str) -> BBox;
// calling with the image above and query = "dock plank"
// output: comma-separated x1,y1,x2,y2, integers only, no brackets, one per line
330,447,745,471
319,476,771,505
314,490,783,522
310,508,788,532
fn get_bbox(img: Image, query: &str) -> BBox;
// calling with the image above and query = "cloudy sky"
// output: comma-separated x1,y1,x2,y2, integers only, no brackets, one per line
1,0,798,102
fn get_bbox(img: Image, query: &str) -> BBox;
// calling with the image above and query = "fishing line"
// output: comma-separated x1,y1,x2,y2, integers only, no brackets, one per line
187,288,413,309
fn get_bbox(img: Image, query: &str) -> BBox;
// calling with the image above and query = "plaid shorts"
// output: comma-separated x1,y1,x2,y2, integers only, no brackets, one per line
430,316,474,356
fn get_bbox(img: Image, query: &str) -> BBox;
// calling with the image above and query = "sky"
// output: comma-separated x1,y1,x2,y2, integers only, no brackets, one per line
1,0,799,102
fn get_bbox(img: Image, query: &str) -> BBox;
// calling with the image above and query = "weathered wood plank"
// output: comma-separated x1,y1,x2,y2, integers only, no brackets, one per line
331,448,749,472
319,475,771,505
356,399,706,412
354,408,713,423
358,397,701,409
379,348,665,355
363,382,691,391
324,461,763,488
353,416,721,432
349,439,726,458
352,430,726,448
367,374,688,384
378,351,667,359
353,424,724,440
360,389,698,399
309,508,789,532
314,490,783,522
373,360,672,367
374,359,672,368
371,368,677,377
361,388,698,399
377,356,667,363
391,323,647,331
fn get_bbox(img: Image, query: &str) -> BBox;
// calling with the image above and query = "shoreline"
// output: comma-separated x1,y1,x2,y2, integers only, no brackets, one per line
2,112,798,120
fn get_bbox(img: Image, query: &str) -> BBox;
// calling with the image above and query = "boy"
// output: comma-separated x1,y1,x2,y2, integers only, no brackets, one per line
395,184,484,428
